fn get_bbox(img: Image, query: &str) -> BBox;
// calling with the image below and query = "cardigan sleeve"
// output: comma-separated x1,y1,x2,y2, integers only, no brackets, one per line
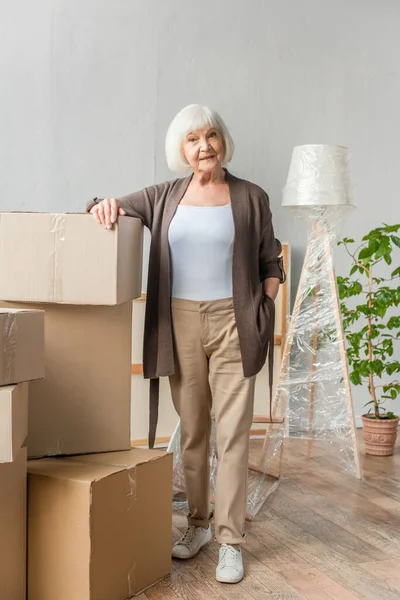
86,184,161,231
259,197,286,283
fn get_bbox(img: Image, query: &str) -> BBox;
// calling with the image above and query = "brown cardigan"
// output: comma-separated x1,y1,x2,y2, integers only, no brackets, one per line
88,169,285,447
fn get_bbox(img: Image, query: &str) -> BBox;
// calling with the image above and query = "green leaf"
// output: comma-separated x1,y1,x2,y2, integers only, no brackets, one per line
390,235,400,248
362,232,377,241
350,264,359,276
387,316,400,330
350,371,362,385
369,360,385,376
386,412,398,420
369,239,380,254
359,247,374,260
391,266,400,277
387,362,400,376
375,238,391,259
383,224,400,233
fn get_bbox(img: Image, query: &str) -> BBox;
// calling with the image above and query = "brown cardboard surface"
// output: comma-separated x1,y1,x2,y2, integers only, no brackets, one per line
71,448,169,467
2,302,132,458
0,447,27,600
27,457,127,482
0,308,45,386
28,449,173,600
0,383,28,463
0,213,143,305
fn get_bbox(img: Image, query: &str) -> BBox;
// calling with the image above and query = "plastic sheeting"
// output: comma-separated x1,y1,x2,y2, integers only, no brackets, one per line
275,207,361,476
49,214,67,302
282,144,355,208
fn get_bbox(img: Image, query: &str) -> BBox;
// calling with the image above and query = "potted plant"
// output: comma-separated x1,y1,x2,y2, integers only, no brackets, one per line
337,224,400,456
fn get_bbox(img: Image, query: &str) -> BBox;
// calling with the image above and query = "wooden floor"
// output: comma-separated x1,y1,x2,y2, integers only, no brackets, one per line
140,431,400,600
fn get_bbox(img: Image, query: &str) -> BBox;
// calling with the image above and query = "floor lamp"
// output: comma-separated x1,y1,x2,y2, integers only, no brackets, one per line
256,144,362,482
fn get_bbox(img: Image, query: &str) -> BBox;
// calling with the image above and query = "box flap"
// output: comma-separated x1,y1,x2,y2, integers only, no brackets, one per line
65,448,169,469
27,458,126,483
28,450,170,484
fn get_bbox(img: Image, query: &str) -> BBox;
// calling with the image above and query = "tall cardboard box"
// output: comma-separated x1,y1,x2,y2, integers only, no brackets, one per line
0,383,28,463
0,447,27,600
0,213,143,305
0,308,45,386
3,302,133,458
28,449,173,600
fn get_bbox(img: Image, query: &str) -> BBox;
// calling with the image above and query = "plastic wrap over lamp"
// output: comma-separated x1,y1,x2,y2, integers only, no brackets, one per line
282,144,355,208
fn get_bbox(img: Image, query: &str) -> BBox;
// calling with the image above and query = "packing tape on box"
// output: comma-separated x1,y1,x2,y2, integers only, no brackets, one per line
127,472,137,506
2,312,17,384
59,456,138,503
47,437,63,457
50,215,66,302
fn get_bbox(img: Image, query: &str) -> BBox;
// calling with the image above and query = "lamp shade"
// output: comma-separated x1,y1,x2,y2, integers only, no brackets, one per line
282,145,354,207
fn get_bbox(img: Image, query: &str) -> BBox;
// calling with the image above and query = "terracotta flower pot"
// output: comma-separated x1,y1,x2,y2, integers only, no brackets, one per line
362,415,399,456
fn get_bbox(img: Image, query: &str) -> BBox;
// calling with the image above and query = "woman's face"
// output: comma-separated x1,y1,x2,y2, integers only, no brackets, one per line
181,126,225,173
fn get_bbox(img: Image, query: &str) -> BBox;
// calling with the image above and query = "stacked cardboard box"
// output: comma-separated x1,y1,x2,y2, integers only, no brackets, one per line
2,302,134,458
0,212,173,599
0,307,45,599
28,449,173,600
0,212,143,458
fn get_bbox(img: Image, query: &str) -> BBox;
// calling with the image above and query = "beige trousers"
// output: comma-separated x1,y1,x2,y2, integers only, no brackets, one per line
169,297,256,545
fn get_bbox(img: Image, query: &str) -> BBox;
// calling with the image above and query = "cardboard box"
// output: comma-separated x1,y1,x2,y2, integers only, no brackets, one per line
0,383,28,463
28,449,172,600
0,308,45,386
0,447,27,600
2,302,132,458
0,213,143,305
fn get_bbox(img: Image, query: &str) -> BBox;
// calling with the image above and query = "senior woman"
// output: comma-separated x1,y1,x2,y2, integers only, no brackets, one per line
88,104,285,584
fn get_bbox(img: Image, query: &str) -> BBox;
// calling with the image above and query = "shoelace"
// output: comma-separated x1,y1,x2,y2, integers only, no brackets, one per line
179,526,197,547
219,544,240,569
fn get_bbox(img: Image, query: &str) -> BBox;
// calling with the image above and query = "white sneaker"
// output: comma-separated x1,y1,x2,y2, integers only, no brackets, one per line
216,544,244,583
172,525,212,559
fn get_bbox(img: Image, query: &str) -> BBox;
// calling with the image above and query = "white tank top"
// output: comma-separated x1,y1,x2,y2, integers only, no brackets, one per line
168,203,234,301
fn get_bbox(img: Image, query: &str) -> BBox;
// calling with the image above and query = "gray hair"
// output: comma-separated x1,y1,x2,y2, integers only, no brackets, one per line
165,104,235,172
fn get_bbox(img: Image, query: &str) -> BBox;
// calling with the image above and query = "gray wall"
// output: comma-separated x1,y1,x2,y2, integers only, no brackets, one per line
1,0,399,419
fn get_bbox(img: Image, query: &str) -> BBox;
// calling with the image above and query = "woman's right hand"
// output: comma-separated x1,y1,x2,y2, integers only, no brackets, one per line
90,198,126,229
